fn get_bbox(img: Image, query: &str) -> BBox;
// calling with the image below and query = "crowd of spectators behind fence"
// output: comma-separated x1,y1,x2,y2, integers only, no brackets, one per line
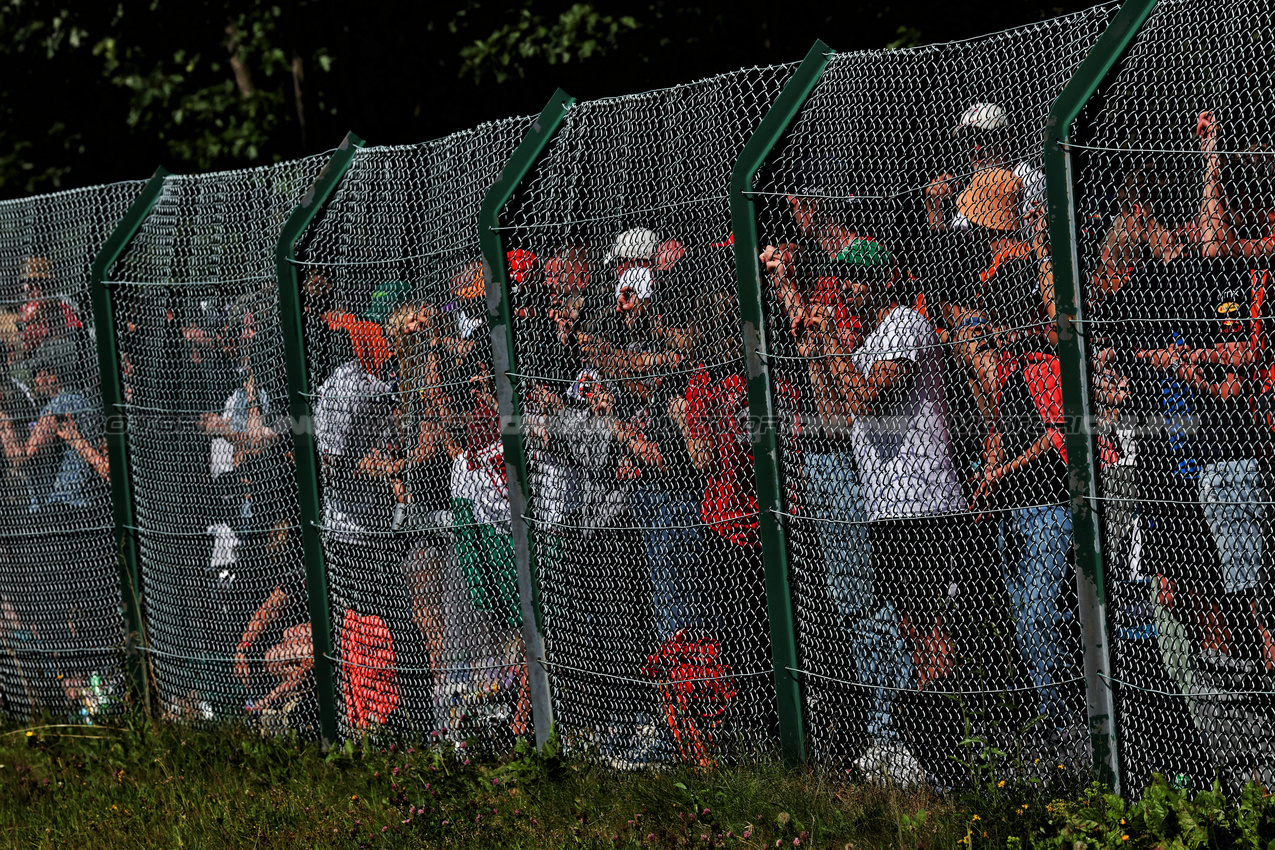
0,253,114,719
1,94,1273,790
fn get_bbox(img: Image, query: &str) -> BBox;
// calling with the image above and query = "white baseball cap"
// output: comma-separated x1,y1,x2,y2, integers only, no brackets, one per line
605,227,660,263
615,265,655,301
953,102,1008,134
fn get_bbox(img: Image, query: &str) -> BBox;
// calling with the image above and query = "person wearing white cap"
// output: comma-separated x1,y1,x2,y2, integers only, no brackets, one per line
925,102,1083,769
575,227,692,385
925,100,1047,264
605,226,687,322
607,227,658,317
605,226,661,264
598,226,719,756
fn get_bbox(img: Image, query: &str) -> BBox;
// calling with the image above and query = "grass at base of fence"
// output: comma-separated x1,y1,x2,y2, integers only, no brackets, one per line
0,715,1270,849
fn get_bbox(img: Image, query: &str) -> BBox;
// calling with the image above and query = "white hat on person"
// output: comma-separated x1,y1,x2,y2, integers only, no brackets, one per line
615,265,655,301
953,102,1008,134
605,227,660,263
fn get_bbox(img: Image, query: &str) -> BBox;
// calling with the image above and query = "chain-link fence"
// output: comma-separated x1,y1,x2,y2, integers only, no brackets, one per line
6,0,1275,797
1075,0,1275,796
0,181,142,723
295,121,536,746
104,159,326,733
753,5,1118,788
492,66,797,768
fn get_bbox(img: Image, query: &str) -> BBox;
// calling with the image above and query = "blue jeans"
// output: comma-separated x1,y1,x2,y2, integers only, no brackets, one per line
804,452,911,741
1200,459,1265,594
997,505,1073,730
631,484,707,640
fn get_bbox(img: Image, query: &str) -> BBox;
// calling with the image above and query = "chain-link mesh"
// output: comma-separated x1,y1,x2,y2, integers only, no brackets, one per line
0,181,142,722
16,0,1275,794
105,159,326,734
493,67,794,767
294,121,536,746
752,6,1118,787
1074,0,1275,796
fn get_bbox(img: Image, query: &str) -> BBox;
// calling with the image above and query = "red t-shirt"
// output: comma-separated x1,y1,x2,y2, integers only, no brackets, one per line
685,368,759,548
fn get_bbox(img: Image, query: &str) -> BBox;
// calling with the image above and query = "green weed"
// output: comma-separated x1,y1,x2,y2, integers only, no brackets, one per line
0,716,953,848
3,714,1275,849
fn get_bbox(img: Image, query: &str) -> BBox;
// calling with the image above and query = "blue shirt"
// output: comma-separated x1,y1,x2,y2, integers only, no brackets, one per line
30,390,106,511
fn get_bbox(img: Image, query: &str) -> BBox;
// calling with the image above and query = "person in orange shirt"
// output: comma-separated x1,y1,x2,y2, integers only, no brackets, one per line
925,103,1053,429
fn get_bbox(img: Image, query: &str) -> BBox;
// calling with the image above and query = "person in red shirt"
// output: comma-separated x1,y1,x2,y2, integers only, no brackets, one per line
15,256,82,357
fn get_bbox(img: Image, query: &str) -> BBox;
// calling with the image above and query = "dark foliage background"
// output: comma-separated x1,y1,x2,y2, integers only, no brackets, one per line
0,0,1096,198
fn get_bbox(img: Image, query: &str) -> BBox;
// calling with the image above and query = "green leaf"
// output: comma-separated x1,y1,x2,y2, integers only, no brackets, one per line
457,2,640,84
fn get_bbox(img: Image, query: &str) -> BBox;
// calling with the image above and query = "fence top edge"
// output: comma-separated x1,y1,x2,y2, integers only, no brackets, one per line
0,178,148,212
157,152,331,187
353,115,538,157
859,0,1118,56
564,61,802,112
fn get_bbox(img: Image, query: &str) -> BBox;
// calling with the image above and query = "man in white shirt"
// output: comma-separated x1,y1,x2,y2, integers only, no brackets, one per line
847,295,964,523
823,238,965,781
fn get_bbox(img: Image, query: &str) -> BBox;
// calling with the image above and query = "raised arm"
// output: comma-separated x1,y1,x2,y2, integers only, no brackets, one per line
1199,110,1233,259
0,415,23,463
791,300,854,429
760,243,806,339
1198,111,1275,260
925,174,957,232
234,586,288,685
1137,345,1247,400
668,395,713,471
20,412,59,461
825,331,916,420
56,416,109,480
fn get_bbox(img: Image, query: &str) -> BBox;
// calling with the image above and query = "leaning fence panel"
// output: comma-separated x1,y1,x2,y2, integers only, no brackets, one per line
753,5,1118,787
493,66,796,766
105,159,327,733
294,121,536,746
0,181,142,722
1074,0,1275,795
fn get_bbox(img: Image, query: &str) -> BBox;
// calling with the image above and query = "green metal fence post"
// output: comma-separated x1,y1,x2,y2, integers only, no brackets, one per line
1045,0,1158,796
478,90,574,749
729,41,834,765
90,166,170,715
276,131,366,747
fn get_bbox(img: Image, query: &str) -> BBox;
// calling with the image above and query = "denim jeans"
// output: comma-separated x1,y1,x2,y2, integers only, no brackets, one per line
804,451,911,741
1199,459,1266,594
997,505,1073,731
630,484,707,640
